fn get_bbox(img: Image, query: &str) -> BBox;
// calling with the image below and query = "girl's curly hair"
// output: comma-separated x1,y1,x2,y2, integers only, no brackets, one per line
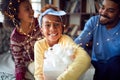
0,0,30,28
41,4,58,13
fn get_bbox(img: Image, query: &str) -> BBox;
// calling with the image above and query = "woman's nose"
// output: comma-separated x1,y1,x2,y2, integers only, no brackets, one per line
30,9,34,15
49,24,57,31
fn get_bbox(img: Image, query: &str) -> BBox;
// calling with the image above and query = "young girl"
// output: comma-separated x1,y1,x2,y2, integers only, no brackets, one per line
34,4,91,80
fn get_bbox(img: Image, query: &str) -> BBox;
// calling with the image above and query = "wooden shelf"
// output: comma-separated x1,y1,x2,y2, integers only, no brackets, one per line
55,0,100,38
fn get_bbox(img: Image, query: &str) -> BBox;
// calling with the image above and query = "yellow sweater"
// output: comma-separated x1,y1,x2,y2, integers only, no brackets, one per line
34,35,91,80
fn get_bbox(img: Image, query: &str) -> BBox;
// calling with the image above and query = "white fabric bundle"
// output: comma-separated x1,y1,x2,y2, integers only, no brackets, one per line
44,44,75,80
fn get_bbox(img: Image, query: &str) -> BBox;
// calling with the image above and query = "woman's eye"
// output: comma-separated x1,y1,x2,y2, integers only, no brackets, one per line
54,23,60,27
45,24,50,27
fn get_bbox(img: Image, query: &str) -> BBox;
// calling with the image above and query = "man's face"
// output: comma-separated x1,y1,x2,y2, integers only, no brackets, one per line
99,0,120,25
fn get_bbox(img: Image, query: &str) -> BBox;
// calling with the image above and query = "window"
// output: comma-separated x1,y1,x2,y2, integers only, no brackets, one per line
31,0,41,18
0,0,3,22
0,12,3,22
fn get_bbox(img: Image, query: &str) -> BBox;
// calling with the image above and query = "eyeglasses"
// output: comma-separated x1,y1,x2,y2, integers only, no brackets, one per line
42,21,62,28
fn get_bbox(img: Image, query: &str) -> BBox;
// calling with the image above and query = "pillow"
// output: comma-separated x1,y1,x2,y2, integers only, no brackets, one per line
0,51,15,74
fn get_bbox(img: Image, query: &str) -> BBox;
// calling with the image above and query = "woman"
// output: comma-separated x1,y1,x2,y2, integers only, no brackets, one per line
1,0,42,80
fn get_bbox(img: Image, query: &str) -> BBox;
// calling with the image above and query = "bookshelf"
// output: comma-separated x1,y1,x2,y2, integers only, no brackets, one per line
79,0,102,52
80,0,101,30
53,0,101,38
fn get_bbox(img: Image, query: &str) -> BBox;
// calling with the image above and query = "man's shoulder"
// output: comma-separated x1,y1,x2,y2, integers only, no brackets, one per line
86,15,99,25
90,15,99,20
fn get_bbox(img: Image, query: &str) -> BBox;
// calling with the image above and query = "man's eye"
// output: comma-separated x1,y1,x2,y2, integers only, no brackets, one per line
107,9,115,13
100,7,105,10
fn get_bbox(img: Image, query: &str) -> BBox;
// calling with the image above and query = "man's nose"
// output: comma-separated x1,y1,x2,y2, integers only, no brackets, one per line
101,9,108,15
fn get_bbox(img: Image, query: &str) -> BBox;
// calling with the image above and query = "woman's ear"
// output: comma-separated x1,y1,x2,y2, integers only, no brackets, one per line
62,24,66,34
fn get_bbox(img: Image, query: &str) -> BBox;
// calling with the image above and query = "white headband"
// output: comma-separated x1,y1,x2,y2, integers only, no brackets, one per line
38,8,66,26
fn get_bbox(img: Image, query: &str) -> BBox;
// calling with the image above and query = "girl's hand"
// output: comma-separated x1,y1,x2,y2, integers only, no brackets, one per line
70,55,75,60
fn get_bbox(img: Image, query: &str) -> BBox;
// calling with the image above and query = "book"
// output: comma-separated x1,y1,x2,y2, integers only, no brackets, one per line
70,0,78,13
70,25,79,37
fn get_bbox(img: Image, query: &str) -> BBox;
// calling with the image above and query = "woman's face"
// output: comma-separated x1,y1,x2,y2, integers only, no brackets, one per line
41,15,63,46
18,0,34,23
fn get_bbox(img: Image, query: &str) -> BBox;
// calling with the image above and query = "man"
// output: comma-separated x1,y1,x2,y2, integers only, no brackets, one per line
74,0,120,80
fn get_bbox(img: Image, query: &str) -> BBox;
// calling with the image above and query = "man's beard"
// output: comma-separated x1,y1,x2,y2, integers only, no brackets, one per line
99,14,114,25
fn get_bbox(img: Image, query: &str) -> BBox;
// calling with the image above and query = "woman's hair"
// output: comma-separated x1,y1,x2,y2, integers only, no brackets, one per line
0,0,30,28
